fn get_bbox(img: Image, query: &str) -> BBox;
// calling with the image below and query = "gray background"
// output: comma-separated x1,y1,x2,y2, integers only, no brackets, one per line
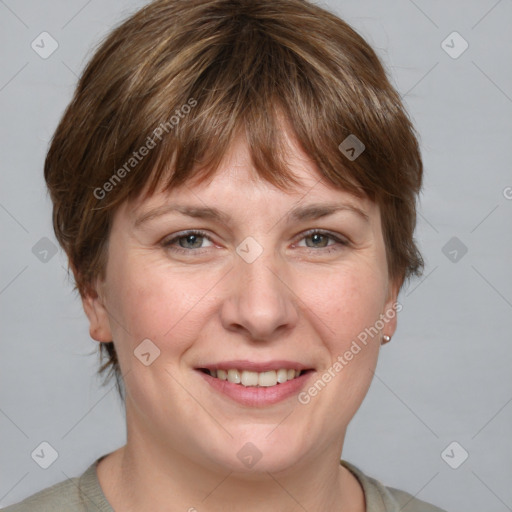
1,0,511,510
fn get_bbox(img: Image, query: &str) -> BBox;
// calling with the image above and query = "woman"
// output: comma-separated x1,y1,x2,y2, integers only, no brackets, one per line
4,0,448,510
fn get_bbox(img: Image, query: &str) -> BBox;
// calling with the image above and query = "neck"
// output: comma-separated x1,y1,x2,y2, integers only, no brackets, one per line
97,407,365,512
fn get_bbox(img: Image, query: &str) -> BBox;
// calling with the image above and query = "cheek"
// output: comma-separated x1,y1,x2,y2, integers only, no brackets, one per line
104,253,213,361
290,262,388,439
103,250,229,371
299,260,388,349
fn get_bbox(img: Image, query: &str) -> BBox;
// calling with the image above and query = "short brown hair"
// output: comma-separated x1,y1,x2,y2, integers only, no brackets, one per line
45,0,424,393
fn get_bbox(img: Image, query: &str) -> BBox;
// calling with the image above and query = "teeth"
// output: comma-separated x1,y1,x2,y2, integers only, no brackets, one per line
227,369,240,384
258,371,277,387
277,369,288,383
207,368,303,387
241,370,259,386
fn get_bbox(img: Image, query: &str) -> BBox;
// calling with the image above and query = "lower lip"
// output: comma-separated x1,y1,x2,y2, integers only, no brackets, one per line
196,370,314,407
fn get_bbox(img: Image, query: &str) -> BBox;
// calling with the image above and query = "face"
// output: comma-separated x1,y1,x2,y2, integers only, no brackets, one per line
84,129,399,475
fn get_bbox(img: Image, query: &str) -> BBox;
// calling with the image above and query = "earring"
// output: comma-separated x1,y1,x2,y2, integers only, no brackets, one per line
381,334,391,345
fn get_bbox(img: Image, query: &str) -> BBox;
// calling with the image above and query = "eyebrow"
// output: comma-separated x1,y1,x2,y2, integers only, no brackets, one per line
133,201,370,228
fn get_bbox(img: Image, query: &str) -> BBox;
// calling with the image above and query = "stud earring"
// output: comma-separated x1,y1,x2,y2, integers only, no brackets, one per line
381,334,391,345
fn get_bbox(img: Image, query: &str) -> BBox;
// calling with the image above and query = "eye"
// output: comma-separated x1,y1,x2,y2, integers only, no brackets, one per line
295,229,349,253
161,228,349,256
161,230,214,253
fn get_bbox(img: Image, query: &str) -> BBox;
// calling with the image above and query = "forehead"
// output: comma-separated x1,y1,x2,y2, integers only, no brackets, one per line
125,130,375,222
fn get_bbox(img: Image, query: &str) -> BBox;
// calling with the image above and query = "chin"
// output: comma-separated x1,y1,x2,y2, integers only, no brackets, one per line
199,429,310,476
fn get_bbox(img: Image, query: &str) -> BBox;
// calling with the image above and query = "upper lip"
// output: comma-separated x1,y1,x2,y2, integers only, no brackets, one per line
196,360,313,372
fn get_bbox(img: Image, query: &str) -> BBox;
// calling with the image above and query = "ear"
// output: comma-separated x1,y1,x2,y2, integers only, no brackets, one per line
81,278,113,343
382,277,401,339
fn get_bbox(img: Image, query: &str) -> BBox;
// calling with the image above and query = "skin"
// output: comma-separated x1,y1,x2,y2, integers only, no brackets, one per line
83,127,400,512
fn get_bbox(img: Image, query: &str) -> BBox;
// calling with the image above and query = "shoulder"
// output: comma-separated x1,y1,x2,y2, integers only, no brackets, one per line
1,460,111,512
341,460,448,512
1,478,83,512
385,486,448,512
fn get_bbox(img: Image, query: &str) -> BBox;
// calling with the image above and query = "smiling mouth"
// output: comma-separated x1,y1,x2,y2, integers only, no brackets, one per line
198,368,310,388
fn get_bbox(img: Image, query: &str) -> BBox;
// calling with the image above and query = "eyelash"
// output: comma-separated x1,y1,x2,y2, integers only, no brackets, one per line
161,229,349,255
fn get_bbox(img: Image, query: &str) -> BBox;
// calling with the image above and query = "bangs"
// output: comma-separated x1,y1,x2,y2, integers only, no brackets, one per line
90,3,385,211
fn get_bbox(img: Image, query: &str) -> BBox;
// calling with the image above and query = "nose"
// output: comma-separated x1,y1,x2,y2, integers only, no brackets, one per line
220,248,299,342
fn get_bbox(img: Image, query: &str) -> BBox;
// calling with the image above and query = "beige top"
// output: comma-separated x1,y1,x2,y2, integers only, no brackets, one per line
2,456,447,511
